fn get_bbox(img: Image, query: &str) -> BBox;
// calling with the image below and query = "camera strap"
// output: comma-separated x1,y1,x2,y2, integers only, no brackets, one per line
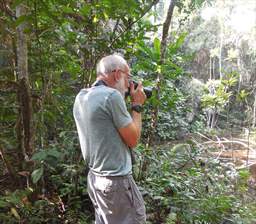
92,80,108,87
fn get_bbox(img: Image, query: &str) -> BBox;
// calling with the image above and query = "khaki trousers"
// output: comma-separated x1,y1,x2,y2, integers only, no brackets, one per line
87,171,146,224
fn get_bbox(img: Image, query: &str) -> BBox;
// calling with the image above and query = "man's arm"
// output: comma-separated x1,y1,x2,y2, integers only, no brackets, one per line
118,111,141,148
118,82,145,148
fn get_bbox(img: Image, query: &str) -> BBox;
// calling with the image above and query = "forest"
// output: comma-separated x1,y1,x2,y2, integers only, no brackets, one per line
0,0,256,223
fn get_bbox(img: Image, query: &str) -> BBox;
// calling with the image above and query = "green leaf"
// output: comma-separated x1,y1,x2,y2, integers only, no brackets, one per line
153,37,161,59
0,200,9,208
14,15,31,27
31,151,47,161
13,0,26,8
168,32,187,55
80,5,90,16
10,207,20,220
31,167,44,184
47,149,62,159
62,6,74,14
136,41,154,59
239,169,250,179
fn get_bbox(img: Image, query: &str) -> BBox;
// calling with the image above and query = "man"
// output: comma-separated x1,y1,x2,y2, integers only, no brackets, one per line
73,54,147,224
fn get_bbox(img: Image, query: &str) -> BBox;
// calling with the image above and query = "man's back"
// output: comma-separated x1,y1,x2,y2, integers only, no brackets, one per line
73,85,132,176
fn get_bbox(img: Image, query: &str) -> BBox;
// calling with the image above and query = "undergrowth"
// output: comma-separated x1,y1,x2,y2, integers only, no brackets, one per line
134,141,256,224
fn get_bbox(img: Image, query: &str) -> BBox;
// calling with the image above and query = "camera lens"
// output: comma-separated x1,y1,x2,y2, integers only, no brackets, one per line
125,81,152,99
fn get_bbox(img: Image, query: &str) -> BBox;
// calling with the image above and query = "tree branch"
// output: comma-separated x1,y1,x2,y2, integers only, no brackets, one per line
160,0,176,61
0,0,16,18
107,0,159,49
0,146,18,182
203,140,255,152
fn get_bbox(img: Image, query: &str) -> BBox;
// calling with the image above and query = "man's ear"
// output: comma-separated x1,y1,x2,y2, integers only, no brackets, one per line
113,70,121,81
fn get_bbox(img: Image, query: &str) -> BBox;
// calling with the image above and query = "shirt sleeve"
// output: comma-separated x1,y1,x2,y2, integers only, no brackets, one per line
106,90,132,129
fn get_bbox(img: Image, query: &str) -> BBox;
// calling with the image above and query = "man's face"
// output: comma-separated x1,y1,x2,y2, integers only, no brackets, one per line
114,67,131,97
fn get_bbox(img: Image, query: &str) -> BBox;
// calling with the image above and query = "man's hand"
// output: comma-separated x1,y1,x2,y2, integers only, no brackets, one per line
130,81,146,106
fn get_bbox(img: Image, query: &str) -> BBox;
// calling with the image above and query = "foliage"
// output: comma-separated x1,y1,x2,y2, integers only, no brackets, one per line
1,0,159,221
0,131,92,223
133,33,198,141
134,142,256,224
0,0,256,223
0,188,57,223
0,188,92,223
201,72,238,111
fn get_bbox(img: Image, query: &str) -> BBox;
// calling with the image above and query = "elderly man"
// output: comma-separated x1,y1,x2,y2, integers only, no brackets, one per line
73,54,146,224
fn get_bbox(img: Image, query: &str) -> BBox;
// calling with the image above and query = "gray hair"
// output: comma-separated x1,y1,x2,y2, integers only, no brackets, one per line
96,54,128,76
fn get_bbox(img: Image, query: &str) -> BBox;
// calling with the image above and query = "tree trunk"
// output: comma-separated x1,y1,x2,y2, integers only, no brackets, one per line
209,57,212,79
219,31,223,79
141,0,176,180
160,0,176,60
218,1,224,79
213,57,215,79
146,0,176,146
253,92,256,128
236,36,243,92
16,4,34,158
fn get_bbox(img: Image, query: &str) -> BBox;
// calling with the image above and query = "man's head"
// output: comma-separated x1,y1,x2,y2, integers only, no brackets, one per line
96,54,131,97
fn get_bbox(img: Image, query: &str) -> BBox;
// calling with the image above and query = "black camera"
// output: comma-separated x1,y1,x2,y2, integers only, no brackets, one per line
125,80,152,99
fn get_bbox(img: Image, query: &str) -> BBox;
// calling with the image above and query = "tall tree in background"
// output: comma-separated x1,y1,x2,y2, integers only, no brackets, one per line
16,3,34,159
147,0,176,146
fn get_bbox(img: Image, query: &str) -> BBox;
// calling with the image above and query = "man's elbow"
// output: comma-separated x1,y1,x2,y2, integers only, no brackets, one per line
118,123,140,148
127,139,138,148
126,134,140,148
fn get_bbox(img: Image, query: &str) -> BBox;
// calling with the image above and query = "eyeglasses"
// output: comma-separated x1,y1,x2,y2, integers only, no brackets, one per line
112,69,132,79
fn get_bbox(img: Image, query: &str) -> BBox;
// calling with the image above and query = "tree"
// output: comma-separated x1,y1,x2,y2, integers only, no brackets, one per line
16,3,34,159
